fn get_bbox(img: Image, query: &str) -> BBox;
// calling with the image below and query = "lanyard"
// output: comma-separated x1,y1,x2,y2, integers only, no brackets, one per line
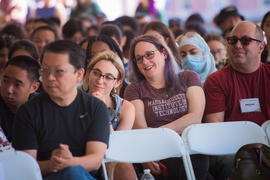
233,65,261,100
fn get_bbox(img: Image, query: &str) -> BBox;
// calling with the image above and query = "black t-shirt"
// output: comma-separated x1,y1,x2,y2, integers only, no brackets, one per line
0,95,15,142
12,89,110,175
0,92,38,142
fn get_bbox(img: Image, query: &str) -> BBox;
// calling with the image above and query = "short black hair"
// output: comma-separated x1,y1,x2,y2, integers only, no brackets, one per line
98,23,123,45
62,19,86,38
30,26,59,41
4,55,40,83
8,39,39,61
40,40,85,69
86,35,123,62
115,16,140,35
0,34,14,50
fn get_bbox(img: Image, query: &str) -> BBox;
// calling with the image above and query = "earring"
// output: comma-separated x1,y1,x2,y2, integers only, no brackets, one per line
114,88,117,93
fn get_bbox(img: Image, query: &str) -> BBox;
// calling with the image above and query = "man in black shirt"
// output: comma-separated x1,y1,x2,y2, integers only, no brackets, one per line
0,55,40,141
12,40,110,180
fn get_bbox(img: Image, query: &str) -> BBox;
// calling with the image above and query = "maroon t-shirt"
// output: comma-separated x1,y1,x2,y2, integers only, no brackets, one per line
124,70,202,128
204,63,270,126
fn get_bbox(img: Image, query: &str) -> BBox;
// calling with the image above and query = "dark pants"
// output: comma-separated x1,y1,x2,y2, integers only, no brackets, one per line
43,165,97,180
153,155,214,180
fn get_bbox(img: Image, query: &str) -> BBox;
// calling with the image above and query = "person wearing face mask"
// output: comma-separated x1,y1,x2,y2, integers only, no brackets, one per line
176,32,217,86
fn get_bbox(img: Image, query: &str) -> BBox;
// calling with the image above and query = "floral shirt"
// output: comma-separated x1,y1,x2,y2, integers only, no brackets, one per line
0,126,14,152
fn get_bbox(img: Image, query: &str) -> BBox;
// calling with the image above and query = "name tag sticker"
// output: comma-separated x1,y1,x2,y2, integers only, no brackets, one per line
239,98,261,113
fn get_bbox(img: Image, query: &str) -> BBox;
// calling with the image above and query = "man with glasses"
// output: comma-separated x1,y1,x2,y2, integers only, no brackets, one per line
203,21,270,180
12,40,110,180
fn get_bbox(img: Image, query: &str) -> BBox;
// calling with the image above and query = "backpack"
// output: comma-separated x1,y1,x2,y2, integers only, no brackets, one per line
230,143,270,180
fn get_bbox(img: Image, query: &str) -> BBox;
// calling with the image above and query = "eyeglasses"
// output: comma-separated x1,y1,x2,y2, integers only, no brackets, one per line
90,69,118,84
134,50,158,64
227,36,262,46
39,68,76,78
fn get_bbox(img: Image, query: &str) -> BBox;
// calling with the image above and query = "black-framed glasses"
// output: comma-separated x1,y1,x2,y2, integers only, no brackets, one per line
39,68,76,78
227,36,262,46
90,69,118,84
134,50,158,64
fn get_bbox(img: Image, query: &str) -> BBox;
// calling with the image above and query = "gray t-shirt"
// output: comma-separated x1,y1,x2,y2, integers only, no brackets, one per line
124,70,202,128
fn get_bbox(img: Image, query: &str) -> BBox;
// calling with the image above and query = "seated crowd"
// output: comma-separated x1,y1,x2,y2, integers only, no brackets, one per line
0,2,270,180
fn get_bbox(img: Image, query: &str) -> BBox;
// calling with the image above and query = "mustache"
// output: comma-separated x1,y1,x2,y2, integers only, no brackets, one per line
232,49,246,53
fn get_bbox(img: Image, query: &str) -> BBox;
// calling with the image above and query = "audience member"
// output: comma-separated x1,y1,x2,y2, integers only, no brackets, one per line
185,13,206,37
124,34,213,180
95,12,108,27
123,29,137,61
98,22,126,51
142,20,180,64
176,32,217,86
79,36,92,51
261,11,270,63
86,35,127,98
81,50,136,180
33,18,54,30
24,18,36,40
70,0,101,18
0,22,26,40
0,0,28,25
12,40,110,179
134,12,152,34
135,0,164,23
87,25,99,36
115,15,141,35
8,39,44,93
78,13,98,28
213,6,244,32
0,34,14,81
8,39,39,61
169,17,184,33
31,0,67,26
31,26,59,56
203,21,269,180
0,56,40,142
204,33,227,61
62,18,86,44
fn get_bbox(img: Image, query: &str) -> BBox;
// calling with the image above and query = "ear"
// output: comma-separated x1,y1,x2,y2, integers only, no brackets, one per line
162,48,168,58
165,37,169,45
259,42,265,55
30,81,40,93
121,35,127,48
76,68,85,83
114,79,123,89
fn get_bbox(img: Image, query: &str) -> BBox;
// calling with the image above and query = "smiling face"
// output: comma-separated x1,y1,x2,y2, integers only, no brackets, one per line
32,30,55,56
134,41,165,81
88,60,121,97
228,22,264,72
179,45,203,61
1,65,36,112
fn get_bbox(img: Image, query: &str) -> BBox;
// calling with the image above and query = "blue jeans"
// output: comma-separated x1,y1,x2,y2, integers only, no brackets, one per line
43,165,97,180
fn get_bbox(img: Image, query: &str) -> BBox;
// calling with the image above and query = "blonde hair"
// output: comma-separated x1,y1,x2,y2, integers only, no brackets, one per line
83,51,125,95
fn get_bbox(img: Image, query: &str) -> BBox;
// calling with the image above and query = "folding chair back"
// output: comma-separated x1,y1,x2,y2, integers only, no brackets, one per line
0,151,42,180
102,128,191,180
261,120,270,144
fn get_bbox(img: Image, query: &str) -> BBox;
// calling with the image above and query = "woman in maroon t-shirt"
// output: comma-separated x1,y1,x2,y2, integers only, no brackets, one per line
125,35,213,180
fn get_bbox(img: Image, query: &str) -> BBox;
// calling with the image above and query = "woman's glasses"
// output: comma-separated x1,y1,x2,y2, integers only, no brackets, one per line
227,36,262,46
134,50,158,64
90,69,118,84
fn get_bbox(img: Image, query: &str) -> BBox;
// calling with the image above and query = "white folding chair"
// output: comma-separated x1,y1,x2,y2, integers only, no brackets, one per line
102,128,192,180
261,120,270,144
0,150,42,180
182,121,270,180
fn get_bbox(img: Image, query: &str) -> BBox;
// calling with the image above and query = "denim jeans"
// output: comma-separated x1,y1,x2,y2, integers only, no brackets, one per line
43,165,97,180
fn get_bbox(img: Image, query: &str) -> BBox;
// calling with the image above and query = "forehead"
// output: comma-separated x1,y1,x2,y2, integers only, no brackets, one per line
180,44,199,52
91,41,111,53
231,22,256,37
3,65,29,81
34,30,55,39
92,59,119,75
42,52,71,67
135,41,156,54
